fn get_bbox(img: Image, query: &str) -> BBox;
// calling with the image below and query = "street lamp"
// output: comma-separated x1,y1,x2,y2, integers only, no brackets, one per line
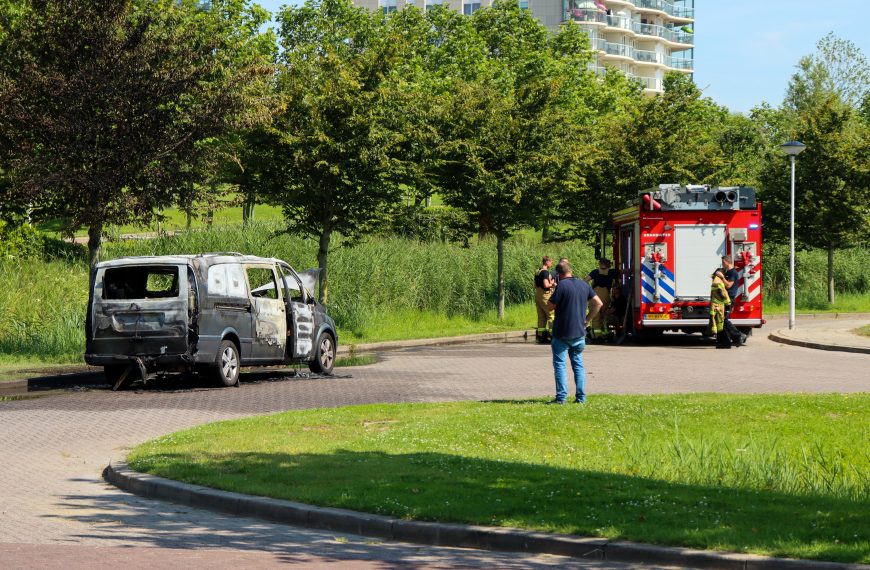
780,140,806,330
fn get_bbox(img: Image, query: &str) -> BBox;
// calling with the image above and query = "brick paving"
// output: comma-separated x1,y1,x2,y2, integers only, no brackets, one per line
0,317,866,568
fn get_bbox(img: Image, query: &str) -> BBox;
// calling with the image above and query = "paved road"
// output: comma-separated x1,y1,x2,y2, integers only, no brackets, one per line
1,318,866,568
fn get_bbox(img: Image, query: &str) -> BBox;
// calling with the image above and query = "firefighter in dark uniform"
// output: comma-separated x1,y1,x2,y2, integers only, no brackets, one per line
534,256,555,343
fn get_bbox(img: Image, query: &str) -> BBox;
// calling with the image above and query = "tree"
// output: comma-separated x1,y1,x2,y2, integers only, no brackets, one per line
785,33,870,113
759,34,870,304
436,1,594,318
562,72,727,242
262,0,412,303
759,96,870,304
0,0,273,268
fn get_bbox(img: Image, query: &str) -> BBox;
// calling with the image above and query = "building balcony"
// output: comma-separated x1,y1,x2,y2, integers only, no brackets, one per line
603,41,634,59
632,21,693,45
634,49,664,65
633,0,694,21
669,57,693,71
566,8,606,24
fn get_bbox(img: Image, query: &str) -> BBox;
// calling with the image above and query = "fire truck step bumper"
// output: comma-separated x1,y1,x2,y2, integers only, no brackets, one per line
642,318,763,327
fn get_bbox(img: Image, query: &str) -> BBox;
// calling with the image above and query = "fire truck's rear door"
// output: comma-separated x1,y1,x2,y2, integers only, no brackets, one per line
674,225,727,299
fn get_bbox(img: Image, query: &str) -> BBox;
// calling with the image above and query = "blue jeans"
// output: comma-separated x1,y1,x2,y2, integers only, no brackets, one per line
551,336,586,402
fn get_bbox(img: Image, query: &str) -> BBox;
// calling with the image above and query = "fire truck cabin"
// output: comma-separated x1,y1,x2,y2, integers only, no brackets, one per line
610,184,763,336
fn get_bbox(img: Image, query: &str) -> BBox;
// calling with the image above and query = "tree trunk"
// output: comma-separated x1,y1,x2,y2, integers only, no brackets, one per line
496,233,505,320
317,226,332,305
541,220,550,243
87,222,103,272
242,191,256,226
827,246,835,304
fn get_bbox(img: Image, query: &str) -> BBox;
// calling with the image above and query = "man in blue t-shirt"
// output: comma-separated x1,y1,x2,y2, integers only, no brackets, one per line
546,261,603,404
720,256,747,346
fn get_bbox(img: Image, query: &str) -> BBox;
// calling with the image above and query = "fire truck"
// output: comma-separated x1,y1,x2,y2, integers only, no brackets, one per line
606,184,764,339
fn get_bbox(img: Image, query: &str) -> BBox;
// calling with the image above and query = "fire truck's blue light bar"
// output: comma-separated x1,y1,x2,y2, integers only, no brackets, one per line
749,223,759,229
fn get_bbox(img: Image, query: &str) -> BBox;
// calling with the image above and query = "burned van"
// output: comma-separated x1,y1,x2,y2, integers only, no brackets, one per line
85,254,338,388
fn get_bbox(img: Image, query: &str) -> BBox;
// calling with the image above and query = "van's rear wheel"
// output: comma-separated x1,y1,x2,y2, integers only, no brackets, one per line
214,340,240,387
309,333,335,375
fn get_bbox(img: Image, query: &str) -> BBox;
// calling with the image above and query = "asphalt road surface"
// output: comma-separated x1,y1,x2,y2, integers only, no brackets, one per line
1,318,866,569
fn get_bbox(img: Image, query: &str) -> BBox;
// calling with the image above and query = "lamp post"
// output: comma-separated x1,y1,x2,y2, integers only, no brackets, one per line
780,140,806,330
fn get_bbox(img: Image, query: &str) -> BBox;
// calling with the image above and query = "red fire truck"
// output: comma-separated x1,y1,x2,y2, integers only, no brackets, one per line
607,184,764,339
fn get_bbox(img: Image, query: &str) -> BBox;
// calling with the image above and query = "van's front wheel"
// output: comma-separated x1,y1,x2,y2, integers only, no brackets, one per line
214,340,240,387
308,333,335,375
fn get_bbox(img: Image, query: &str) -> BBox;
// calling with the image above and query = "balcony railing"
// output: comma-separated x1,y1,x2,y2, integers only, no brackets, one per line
604,42,634,58
632,21,693,44
566,8,606,24
635,49,664,64
633,0,694,20
605,14,632,30
669,57,694,70
633,75,663,91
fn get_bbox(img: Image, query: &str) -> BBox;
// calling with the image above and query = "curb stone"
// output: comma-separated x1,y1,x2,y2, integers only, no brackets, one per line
104,463,869,570
768,331,870,355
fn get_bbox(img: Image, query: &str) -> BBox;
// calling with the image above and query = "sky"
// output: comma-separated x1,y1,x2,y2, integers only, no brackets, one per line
256,0,870,114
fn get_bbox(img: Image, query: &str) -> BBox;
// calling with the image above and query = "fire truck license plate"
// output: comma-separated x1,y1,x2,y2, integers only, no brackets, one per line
644,314,671,320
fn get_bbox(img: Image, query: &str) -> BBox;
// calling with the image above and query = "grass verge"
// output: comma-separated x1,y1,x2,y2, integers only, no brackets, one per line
765,293,870,314
128,394,870,563
854,325,870,338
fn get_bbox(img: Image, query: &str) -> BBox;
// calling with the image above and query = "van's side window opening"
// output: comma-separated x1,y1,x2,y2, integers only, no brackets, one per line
103,266,179,300
247,267,279,300
279,266,305,301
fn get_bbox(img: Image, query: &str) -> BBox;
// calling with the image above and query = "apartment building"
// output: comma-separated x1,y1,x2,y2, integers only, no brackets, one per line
353,0,695,95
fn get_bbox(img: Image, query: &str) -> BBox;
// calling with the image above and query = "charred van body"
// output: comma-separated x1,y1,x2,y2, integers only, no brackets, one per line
85,253,337,388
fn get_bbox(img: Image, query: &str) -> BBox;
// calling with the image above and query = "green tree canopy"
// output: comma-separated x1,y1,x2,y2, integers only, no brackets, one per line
0,0,274,266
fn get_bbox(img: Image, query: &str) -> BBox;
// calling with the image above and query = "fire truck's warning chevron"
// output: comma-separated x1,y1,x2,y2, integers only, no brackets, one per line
641,261,675,304
735,256,762,303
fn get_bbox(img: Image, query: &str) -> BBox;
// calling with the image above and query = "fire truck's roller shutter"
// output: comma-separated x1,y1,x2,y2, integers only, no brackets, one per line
674,225,727,299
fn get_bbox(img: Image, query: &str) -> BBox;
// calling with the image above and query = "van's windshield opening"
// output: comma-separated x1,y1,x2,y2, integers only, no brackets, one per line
103,266,180,300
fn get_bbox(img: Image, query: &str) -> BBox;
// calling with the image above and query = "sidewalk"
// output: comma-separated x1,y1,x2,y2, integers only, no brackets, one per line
768,315,870,355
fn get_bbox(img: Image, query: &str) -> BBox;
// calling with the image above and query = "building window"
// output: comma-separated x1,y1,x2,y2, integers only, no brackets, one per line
425,0,443,10
463,1,481,14
519,0,529,8
380,0,397,13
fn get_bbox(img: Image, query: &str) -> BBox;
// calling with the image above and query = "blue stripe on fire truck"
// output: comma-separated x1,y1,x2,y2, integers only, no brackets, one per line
641,262,675,304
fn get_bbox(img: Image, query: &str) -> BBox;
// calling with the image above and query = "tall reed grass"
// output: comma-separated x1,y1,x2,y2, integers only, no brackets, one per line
1,223,867,362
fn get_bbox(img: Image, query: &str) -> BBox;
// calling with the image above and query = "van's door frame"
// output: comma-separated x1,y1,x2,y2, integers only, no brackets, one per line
278,263,315,361
244,264,288,361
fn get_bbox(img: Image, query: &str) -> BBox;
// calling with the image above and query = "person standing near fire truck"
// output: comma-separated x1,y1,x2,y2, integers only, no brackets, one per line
534,256,555,343
720,256,748,346
546,261,603,403
585,259,618,336
710,270,732,349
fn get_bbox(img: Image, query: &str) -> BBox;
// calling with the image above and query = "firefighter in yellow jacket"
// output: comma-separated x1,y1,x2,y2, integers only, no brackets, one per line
710,270,733,349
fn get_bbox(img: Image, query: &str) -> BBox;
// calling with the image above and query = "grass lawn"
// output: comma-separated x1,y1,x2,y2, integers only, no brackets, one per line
764,293,870,314
129,394,870,563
